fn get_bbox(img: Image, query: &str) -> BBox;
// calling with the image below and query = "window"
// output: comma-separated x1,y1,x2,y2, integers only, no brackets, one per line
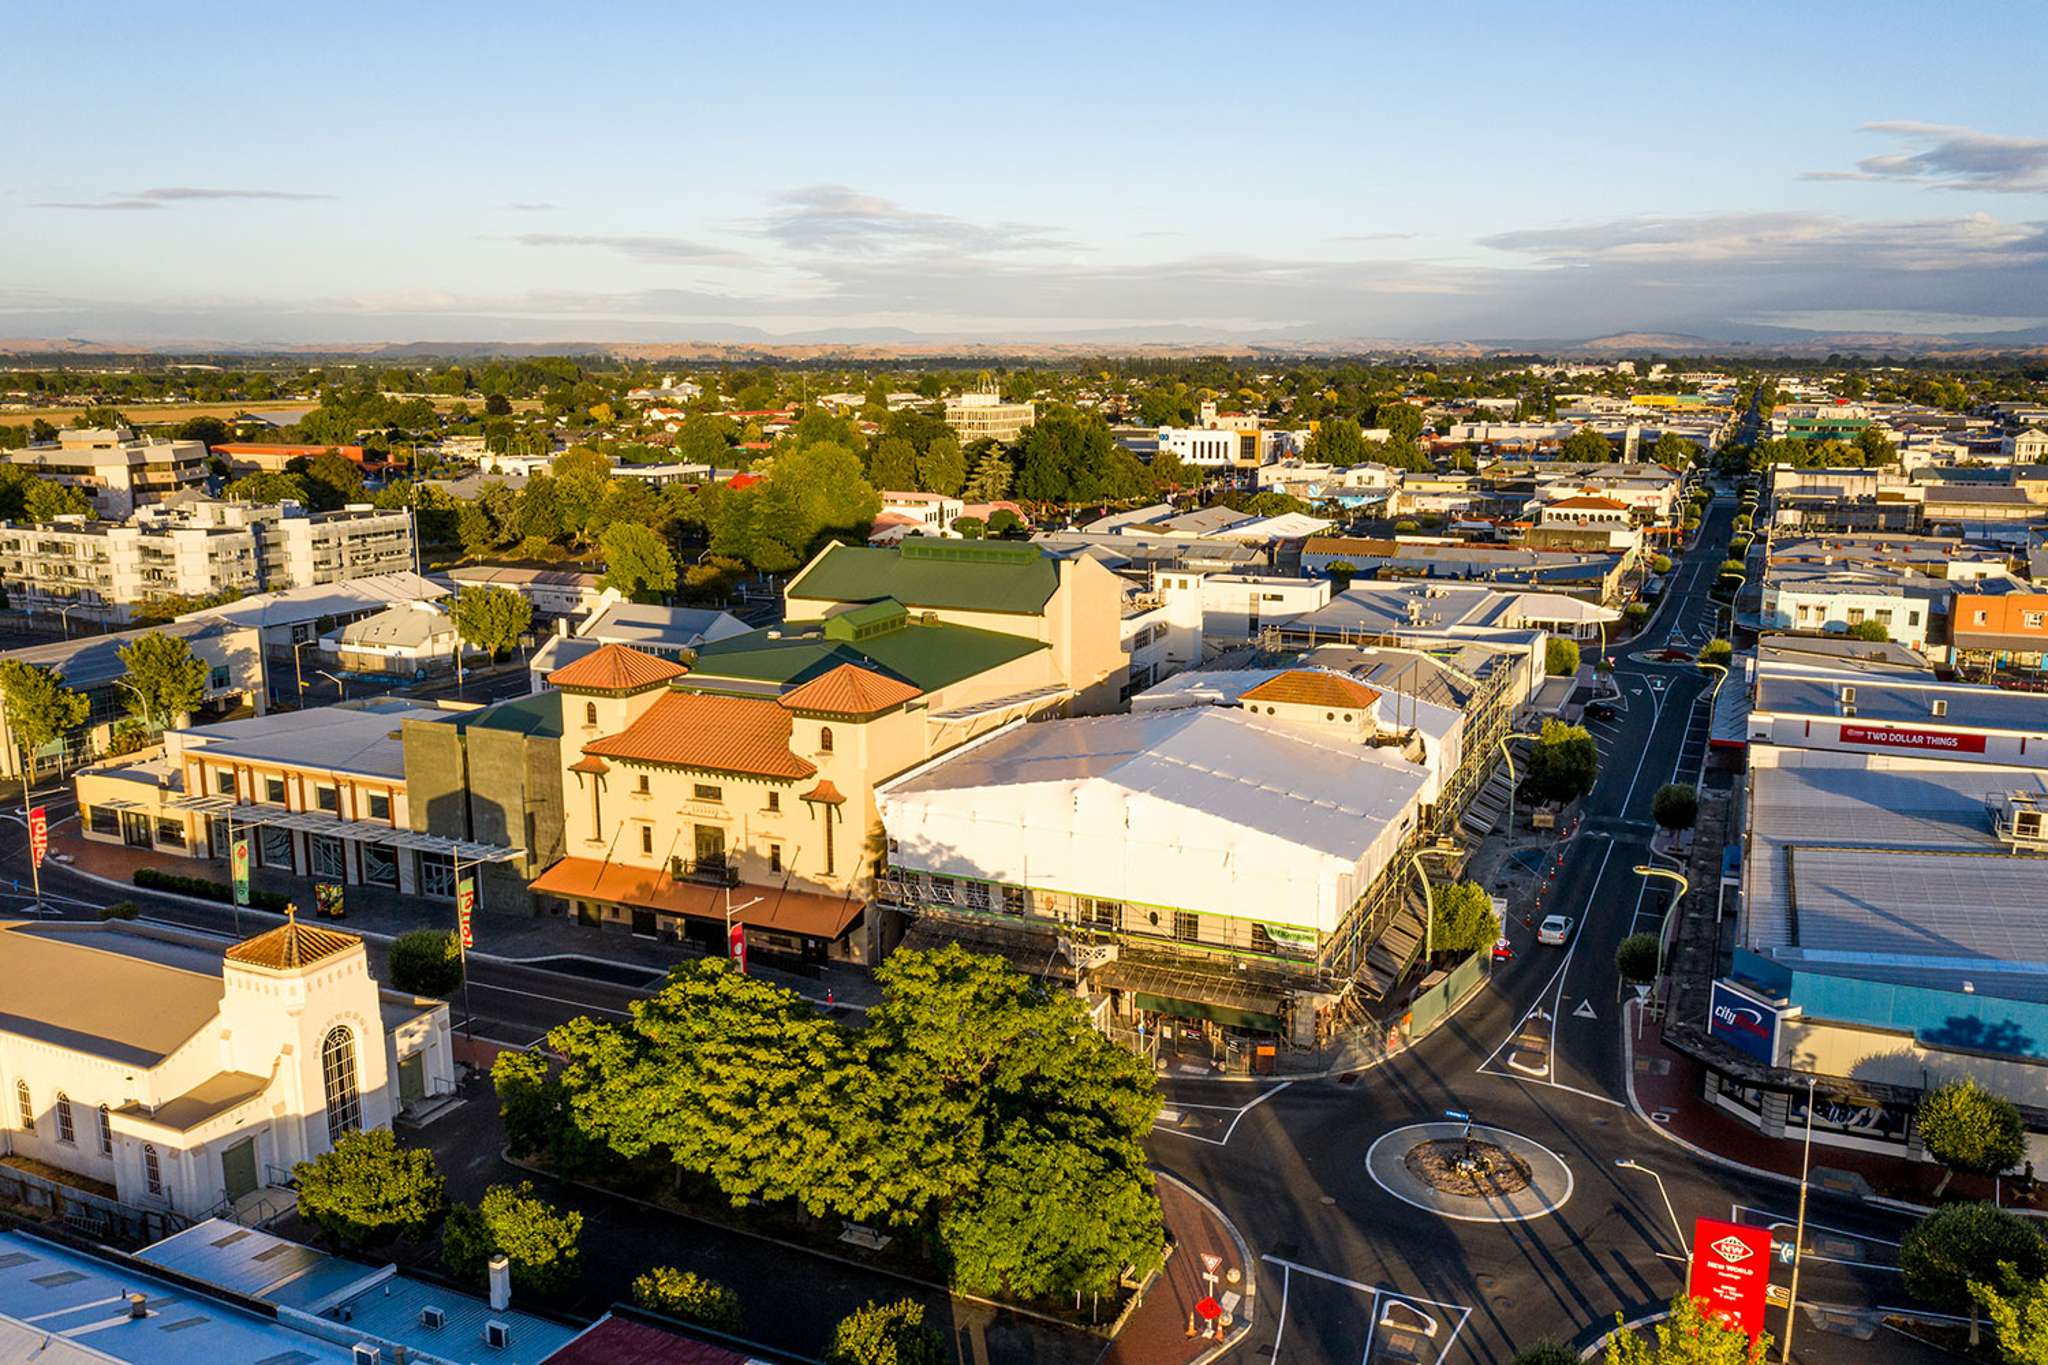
216,769,237,797
88,805,118,835
640,825,654,855
1875,610,1892,626
264,776,286,804
366,792,390,820
98,1104,112,1157
819,727,833,754
55,1093,73,1145
1172,911,1201,943
210,666,230,690
417,851,455,898
1976,610,1990,625
1001,885,1026,916
143,1143,163,1196
693,783,722,802
1083,898,1120,930
316,785,339,813
769,843,783,873
311,834,345,879
1840,686,1856,705
766,791,780,812
2028,612,2046,630
585,701,598,726
361,843,398,888
636,774,650,794
258,825,294,870
1909,611,1922,627
1846,608,1864,625
322,1026,362,1142
156,818,184,847
14,1080,31,1133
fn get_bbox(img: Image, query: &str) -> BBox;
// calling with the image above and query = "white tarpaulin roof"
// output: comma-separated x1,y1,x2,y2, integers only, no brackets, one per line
878,709,1432,934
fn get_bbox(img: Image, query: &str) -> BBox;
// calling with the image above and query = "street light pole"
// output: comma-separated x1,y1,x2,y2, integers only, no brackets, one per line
1781,1075,1817,1364
1498,731,1540,838
0,686,41,912
1634,862,1692,984
1614,1158,1689,1271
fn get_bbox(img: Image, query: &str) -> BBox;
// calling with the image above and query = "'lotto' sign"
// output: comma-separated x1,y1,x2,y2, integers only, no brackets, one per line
1689,1217,1773,1339
1839,723,1985,754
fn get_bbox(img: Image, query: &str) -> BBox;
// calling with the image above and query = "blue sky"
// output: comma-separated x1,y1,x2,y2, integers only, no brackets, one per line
5,0,2046,344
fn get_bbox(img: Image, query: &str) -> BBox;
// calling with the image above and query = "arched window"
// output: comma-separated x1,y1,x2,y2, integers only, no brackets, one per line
584,701,597,727
322,1026,361,1142
98,1104,113,1157
13,1079,31,1133
819,726,833,754
143,1143,163,1196
55,1093,74,1145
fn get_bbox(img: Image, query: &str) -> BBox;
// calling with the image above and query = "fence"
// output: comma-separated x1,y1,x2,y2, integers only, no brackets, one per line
0,1164,188,1248
1401,951,1489,1040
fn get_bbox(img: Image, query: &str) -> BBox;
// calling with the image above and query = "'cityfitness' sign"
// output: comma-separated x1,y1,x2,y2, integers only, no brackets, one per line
1708,979,1792,1066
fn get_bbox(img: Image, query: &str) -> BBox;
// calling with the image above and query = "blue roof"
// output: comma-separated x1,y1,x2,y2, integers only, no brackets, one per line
139,1219,376,1313
0,1227,356,1364
321,1269,579,1365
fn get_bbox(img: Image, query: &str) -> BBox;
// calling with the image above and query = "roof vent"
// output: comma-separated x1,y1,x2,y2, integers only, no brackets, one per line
352,1346,381,1365
485,1320,511,1349
419,1306,445,1330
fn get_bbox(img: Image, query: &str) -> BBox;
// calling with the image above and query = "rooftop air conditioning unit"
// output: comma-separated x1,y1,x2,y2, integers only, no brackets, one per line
352,1346,381,1365
485,1320,511,1349
418,1306,445,1330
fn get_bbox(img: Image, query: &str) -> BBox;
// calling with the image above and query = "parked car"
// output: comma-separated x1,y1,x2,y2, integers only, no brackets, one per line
1537,914,1574,946
1585,700,1618,722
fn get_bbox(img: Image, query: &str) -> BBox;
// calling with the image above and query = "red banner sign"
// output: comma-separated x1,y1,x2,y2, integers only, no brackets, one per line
1689,1217,1772,1339
27,807,46,869
728,920,747,975
458,876,476,949
1839,723,1986,754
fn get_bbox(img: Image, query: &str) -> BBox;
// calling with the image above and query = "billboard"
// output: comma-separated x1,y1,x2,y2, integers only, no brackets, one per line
1689,1217,1773,1339
1839,723,1986,755
1708,979,1787,1065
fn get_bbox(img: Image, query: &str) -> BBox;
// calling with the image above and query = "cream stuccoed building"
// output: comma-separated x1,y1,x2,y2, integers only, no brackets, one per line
0,915,452,1221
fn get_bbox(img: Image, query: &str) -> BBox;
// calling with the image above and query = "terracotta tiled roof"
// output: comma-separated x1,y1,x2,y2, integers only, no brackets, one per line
224,911,359,972
778,663,922,716
584,691,815,778
1239,670,1383,710
802,779,847,806
547,643,688,692
568,755,610,775
1549,495,1628,511
529,857,862,940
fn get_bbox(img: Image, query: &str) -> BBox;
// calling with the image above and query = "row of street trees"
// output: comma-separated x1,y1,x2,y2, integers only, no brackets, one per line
0,631,214,776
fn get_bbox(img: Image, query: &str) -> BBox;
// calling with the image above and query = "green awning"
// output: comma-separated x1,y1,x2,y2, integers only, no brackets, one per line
1133,992,1284,1034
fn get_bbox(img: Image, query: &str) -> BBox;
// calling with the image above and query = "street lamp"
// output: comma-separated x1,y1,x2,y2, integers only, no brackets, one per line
291,638,320,706
1613,1158,1688,1269
1780,1074,1817,1364
1634,862,1691,982
1497,731,1541,837
315,669,346,700
1410,843,1460,962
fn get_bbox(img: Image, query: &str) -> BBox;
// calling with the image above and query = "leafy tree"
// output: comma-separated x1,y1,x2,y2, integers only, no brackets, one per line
952,515,985,539
1856,425,1899,465
24,480,92,521
1373,401,1425,443
827,1298,946,1365
599,523,678,602
986,508,1023,536
1972,1267,2048,1365
441,1182,583,1297
710,442,879,573
1149,448,1191,489
1429,880,1500,956
1697,638,1733,668
673,415,734,465
916,435,965,497
1527,719,1599,805
1545,638,1580,677
550,447,612,547
457,502,497,557
297,451,366,510
1325,558,1356,590
293,1129,445,1249
450,584,533,660
1560,427,1613,462
1607,1292,1769,1365
1648,432,1695,466
515,473,564,542
631,1266,741,1332
484,393,513,416
1920,1079,2028,1191
1650,554,1672,575
115,632,209,731
963,443,1013,502
1304,416,1368,467
388,929,463,996
1846,619,1890,642
0,660,89,779
1615,932,1660,983
869,437,918,491
1903,1203,2048,1340
1511,1343,1580,1365
1651,783,1699,832
224,470,311,505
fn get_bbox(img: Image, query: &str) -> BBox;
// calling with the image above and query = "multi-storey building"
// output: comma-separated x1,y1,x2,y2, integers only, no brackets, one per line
0,500,414,625
943,387,1036,443
2,427,208,519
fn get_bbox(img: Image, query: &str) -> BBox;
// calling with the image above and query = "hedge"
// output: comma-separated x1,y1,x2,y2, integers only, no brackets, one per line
134,866,291,912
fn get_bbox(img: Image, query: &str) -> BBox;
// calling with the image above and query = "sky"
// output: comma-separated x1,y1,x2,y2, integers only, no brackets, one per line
4,0,2047,347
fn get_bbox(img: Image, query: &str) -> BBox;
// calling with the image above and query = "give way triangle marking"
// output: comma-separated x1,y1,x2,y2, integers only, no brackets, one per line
1573,999,1598,1020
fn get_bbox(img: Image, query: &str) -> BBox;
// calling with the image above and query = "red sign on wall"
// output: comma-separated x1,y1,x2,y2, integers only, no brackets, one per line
1689,1217,1773,1339
1839,723,1987,754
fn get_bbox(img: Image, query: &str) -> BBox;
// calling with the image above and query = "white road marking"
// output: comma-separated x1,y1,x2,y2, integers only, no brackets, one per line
1258,1255,1473,1365
1153,1081,1294,1147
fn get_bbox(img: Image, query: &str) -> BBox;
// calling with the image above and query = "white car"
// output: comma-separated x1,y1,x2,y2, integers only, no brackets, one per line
1537,914,1573,946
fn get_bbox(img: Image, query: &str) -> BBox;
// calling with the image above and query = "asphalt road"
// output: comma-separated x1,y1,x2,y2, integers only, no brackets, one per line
0,486,1937,1362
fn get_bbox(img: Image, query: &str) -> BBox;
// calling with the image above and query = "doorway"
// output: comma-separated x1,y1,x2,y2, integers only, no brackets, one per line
220,1136,258,1204
397,1054,426,1107
693,825,726,873
120,812,154,848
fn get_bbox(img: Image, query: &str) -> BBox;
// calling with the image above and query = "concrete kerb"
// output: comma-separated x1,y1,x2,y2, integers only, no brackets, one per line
1620,998,1803,1193
1154,1166,1256,1364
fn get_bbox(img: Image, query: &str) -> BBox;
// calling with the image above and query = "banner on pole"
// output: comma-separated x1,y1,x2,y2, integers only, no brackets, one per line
315,881,345,919
232,836,251,907
27,807,46,869
728,919,746,974
458,876,476,949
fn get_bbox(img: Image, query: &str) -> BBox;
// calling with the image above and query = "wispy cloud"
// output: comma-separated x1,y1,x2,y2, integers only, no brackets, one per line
506,201,558,212
511,232,751,265
758,184,1069,255
1477,210,2042,271
1804,123,2048,194
1328,232,1420,243
38,186,332,210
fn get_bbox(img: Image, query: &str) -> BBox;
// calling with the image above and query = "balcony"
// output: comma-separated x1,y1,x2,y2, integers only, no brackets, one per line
670,855,739,887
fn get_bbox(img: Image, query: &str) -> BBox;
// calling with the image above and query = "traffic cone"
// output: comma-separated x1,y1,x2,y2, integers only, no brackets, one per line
1187,1312,1199,1338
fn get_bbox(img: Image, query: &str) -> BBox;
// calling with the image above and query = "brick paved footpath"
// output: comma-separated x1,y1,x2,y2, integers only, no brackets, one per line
1106,1175,1252,1365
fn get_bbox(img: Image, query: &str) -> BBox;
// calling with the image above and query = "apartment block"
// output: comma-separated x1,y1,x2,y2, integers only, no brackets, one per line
2,426,207,518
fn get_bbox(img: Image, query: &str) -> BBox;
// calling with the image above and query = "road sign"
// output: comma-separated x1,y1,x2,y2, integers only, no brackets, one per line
1635,984,1652,1000
457,876,476,949
26,806,46,869
1443,1109,1471,1122
1767,1283,1790,1307
1200,1253,1223,1276
1690,1217,1773,1339
1195,1297,1222,1322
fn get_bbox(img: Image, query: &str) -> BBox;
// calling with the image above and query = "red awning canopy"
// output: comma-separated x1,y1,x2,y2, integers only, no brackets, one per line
529,857,864,941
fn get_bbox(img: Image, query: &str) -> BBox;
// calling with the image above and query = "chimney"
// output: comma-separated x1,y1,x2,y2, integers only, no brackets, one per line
488,1255,511,1312
128,1292,148,1319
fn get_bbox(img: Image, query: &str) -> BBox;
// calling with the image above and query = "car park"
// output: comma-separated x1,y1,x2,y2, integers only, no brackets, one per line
1585,700,1618,722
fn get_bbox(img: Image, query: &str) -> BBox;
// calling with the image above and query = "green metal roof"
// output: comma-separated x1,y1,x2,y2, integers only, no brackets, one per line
464,688,564,739
787,542,1059,616
692,619,1046,693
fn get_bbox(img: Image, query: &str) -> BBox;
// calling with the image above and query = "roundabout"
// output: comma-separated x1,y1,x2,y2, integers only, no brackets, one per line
1364,1121,1575,1223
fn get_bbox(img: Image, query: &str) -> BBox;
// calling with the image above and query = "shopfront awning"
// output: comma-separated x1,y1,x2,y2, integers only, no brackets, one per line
166,801,521,864
529,856,865,942
1093,958,1291,1034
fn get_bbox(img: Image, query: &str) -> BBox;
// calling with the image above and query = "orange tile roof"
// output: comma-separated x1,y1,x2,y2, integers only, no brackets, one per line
778,663,922,716
547,643,689,692
568,755,609,775
224,911,360,971
584,691,815,779
1549,495,1628,511
802,779,847,806
529,857,863,940
1239,670,1383,710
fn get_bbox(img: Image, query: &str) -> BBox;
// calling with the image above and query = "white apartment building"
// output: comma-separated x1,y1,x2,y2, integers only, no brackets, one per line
0,500,414,626
1759,564,1939,650
1156,426,1241,469
2,427,209,519
944,388,1036,443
